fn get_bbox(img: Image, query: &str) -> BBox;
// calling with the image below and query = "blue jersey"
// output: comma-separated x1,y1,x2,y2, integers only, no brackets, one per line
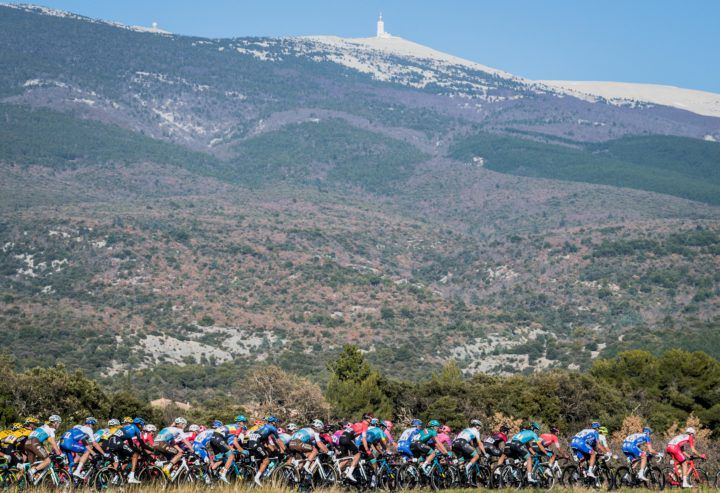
62,425,93,443
115,424,142,442
355,426,385,447
572,429,599,447
624,433,651,448
397,427,420,455
291,428,318,444
512,430,540,445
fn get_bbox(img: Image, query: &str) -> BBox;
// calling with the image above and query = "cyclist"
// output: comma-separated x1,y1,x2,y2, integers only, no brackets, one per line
193,421,233,483
507,422,547,483
94,419,120,446
141,424,156,446
411,419,448,474
436,425,453,453
666,427,705,488
1,419,37,466
397,419,423,458
487,424,510,476
0,423,25,465
622,427,657,482
60,416,105,478
538,426,565,466
289,419,330,476
343,413,373,482
249,415,285,486
25,414,63,480
571,422,602,478
108,417,153,484
155,417,194,477
452,419,486,477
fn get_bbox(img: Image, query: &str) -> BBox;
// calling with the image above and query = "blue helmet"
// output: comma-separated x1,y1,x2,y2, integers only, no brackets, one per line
265,416,278,423
591,422,601,429
370,418,379,426
211,420,223,428
85,417,98,426
133,417,145,427
235,415,247,423
428,420,441,428
411,419,423,427
643,427,653,435
530,422,541,431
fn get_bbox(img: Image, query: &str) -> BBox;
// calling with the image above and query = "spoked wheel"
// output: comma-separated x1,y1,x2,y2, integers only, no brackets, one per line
377,466,398,491
615,466,636,489
273,464,299,489
691,468,710,488
137,465,167,487
92,468,115,491
429,465,450,491
647,466,665,490
311,465,338,489
561,465,582,487
397,464,420,490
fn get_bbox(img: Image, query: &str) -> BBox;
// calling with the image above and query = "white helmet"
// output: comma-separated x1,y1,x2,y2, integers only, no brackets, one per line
188,424,200,432
174,417,187,426
312,419,324,430
48,415,62,424
287,423,299,432
108,419,120,427
470,419,482,427
144,424,157,432
686,427,696,435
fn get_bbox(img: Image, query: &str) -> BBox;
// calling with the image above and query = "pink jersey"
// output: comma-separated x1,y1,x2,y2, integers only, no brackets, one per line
436,433,452,448
384,429,394,443
332,430,343,446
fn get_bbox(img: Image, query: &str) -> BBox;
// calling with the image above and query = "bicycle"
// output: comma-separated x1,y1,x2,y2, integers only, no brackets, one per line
562,453,615,489
662,455,710,488
16,454,72,491
615,452,664,489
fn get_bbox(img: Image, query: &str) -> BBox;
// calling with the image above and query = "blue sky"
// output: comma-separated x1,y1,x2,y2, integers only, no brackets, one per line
10,0,720,93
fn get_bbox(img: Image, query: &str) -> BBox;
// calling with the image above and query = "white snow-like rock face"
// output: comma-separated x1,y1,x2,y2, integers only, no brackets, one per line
541,80,720,118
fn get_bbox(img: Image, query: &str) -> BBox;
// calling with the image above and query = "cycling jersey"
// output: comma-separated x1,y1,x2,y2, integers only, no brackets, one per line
156,426,184,443
413,429,437,445
1,427,31,445
113,424,143,443
397,427,420,456
29,425,56,444
63,425,96,444
277,433,291,445
350,421,369,437
539,433,559,449
571,429,599,459
511,430,540,444
354,426,386,448
291,428,320,445
668,433,694,448
435,433,452,449
247,424,279,445
456,427,481,445
483,431,508,447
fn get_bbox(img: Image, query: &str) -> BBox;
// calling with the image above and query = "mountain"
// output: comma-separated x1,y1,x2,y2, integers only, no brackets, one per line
1,4,719,399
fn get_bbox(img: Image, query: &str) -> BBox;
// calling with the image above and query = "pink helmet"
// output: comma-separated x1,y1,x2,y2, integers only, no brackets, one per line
384,420,393,431
439,425,451,434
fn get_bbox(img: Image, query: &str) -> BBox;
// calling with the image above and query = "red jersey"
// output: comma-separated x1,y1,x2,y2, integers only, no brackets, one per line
540,433,559,448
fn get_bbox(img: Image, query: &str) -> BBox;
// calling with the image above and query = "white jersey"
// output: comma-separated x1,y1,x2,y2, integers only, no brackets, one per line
598,434,608,448
75,424,97,443
398,427,416,442
456,427,481,443
157,426,184,443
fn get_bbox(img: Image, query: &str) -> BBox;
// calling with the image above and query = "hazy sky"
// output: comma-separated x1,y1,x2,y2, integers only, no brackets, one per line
10,0,720,93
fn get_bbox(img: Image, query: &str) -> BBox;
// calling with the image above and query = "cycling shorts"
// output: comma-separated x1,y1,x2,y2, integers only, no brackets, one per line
338,432,358,456
570,438,593,460
622,443,644,460
505,441,530,460
60,440,87,455
288,439,313,454
452,438,477,459
666,444,686,463
25,438,49,461
409,441,432,457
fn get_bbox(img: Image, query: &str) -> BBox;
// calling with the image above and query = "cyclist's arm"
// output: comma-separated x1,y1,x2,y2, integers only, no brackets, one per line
435,440,448,455
48,436,61,455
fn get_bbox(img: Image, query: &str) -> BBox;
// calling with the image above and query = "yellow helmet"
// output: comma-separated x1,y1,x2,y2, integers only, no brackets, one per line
122,416,133,424
10,422,23,431
24,417,40,426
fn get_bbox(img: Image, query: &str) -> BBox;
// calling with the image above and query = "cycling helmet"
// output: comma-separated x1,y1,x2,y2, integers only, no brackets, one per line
643,427,653,435
108,419,120,427
211,420,223,428
287,423,299,432
439,425,451,433
362,413,373,421
48,414,62,424
530,422,541,431
428,420,441,428
24,417,40,426
265,416,278,423
591,422,601,429
174,417,188,426
500,424,510,433
470,419,481,427
370,418,379,426
234,415,247,423
312,419,324,430
122,416,133,424
133,417,145,427
188,424,200,432
85,417,98,426
685,427,696,435
384,420,393,431
144,424,157,432
411,419,423,427
550,426,560,434
598,426,608,435
10,422,23,431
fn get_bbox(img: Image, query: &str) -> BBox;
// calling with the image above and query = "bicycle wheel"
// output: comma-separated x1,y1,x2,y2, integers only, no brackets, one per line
377,465,398,491
647,465,665,490
41,468,72,491
663,467,680,489
692,468,710,487
397,463,420,490
562,465,582,487
137,465,167,486
272,464,299,489
92,468,114,491
615,466,635,488
429,465,449,491
311,464,338,489
0,468,18,491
